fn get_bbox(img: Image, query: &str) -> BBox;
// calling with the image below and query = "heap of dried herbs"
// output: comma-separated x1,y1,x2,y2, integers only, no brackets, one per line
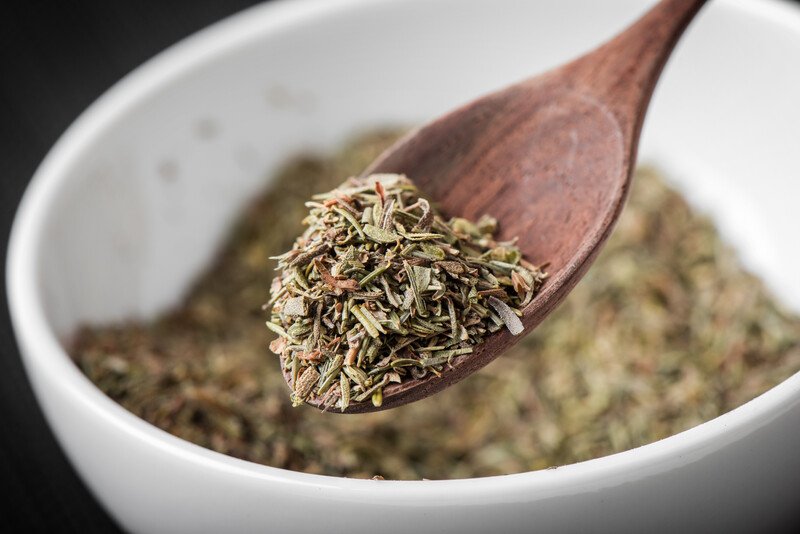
70,130,800,480
267,174,545,410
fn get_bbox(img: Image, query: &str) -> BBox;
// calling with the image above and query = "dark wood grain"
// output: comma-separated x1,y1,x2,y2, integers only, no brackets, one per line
303,0,708,413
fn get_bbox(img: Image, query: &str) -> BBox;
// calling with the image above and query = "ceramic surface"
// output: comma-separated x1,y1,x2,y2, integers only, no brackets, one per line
8,0,800,531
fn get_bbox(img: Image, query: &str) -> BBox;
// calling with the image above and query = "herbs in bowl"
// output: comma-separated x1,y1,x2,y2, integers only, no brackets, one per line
70,130,800,480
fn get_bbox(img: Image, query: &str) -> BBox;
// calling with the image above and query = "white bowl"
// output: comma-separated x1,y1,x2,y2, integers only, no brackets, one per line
8,0,800,531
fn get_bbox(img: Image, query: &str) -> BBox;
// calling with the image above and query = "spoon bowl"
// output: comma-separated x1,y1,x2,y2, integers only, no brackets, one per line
301,0,708,413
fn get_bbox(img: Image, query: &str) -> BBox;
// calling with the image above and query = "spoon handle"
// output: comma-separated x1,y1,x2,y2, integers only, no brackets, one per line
571,0,708,139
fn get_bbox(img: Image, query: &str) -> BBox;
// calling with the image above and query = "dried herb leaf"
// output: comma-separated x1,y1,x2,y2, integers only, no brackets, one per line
364,224,400,243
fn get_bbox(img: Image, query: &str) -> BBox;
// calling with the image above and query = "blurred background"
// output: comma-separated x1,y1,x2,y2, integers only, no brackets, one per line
0,2,262,531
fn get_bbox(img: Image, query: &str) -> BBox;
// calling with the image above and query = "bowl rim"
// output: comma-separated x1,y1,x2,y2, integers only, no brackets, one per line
7,0,800,496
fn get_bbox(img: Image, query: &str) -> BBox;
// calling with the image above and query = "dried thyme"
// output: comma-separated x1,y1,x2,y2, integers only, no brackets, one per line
267,174,546,409
70,130,800,480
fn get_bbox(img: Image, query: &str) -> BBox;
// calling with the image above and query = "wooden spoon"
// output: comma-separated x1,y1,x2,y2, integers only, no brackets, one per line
297,0,707,413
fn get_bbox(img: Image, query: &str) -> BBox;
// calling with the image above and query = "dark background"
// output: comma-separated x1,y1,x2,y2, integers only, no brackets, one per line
0,2,263,531
2,1,800,533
